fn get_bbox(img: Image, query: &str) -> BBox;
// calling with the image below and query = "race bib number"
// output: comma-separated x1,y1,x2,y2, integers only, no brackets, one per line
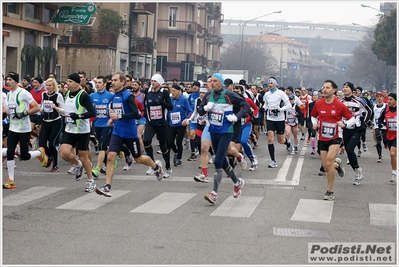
150,105,162,120
96,104,107,118
268,109,278,117
170,112,181,124
321,122,336,138
387,118,397,131
287,117,296,125
8,104,16,116
113,103,123,115
42,100,53,113
210,110,224,126
65,115,76,125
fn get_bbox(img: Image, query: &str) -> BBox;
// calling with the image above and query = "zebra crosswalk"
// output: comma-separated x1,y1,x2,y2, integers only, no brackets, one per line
2,186,396,226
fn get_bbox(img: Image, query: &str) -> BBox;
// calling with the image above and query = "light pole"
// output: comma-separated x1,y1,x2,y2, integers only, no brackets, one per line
254,28,289,82
360,4,385,18
239,10,282,69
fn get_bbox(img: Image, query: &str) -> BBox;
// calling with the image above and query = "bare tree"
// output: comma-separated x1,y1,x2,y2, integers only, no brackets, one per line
347,31,396,91
221,41,278,83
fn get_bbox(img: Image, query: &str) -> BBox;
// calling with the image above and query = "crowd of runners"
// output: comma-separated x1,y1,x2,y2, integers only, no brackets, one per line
2,70,397,202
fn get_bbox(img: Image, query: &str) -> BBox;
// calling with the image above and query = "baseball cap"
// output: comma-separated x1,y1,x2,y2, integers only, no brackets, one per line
224,78,233,86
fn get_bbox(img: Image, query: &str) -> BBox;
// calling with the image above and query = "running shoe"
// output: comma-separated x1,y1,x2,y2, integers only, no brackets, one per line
194,174,209,183
294,147,299,154
390,173,397,183
204,191,217,204
118,151,124,159
75,164,84,181
334,158,345,177
146,166,154,175
68,165,77,174
286,140,293,155
113,158,118,169
96,184,112,197
92,166,101,178
300,135,305,140
187,153,197,161
154,160,163,181
268,160,278,168
123,163,131,171
311,149,316,155
84,179,96,193
173,154,179,166
362,143,368,152
37,147,49,167
318,170,326,176
127,155,134,166
14,145,21,159
238,153,247,170
252,155,258,166
249,164,257,171
208,157,214,164
377,157,383,163
357,150,362,157
324,190,334,201
233,178,245,198
3,178,16,189
355,167,364,181
353,178,360,186
156,150,162,154
51,165,60,173
163,168,172,178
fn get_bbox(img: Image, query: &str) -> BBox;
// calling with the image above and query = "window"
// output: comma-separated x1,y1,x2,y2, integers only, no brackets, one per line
25,3,40,19
141,21,145,37
169,7,178,28
7,3,18,14
43,36,51,48
44,7,55,23
168,38,178,61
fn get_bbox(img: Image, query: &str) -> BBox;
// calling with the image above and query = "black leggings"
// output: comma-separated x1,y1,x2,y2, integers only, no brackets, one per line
7,131,31,161
167,125,186,159
143,123,170,169
39,119,63,166
343,129,360,170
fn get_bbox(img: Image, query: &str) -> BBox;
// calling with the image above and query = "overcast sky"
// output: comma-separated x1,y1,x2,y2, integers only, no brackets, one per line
221,1,383,26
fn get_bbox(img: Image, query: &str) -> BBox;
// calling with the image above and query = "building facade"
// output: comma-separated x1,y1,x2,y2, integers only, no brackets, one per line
2,2,223,83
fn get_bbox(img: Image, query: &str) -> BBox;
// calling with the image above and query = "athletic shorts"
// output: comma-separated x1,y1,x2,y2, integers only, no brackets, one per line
318,138,342,151
266,120,285,135
201,125,211,141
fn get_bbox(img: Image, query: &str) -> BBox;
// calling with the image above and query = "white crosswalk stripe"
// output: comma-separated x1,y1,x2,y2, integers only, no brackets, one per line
210,196,263,217
56,190,129,210
131,192,195,214
3,186,396,225
3,186,65,206
291,199,333,223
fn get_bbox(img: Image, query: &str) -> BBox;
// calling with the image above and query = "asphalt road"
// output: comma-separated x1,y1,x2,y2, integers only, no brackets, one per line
2,130,397,265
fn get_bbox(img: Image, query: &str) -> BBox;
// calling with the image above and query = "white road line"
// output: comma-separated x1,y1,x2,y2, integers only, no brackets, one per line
131,192,196,214
291,142,308,185
3,186,65,206
291,199,333,223
369,203,397,226
211,196,263,217
275,155,293,181
56,190,129,210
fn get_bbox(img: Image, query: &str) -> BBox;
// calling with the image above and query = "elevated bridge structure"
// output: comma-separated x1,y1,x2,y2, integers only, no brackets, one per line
221,19,369,57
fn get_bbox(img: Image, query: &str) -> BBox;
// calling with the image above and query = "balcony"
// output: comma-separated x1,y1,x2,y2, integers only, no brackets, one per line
131,36,155,55
156,51,208,65
158,20,199,35
58,30,118,48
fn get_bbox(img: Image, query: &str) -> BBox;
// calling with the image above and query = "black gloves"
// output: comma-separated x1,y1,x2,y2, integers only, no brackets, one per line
14,110,28,119
70,113,82,121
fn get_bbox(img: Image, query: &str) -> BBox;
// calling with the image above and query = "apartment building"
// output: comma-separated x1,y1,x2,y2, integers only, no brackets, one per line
2,3,61,79
2,2,223,83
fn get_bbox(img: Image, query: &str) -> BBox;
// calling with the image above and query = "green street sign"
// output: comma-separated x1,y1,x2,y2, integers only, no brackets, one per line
256,76,261,80
53,3,97,24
